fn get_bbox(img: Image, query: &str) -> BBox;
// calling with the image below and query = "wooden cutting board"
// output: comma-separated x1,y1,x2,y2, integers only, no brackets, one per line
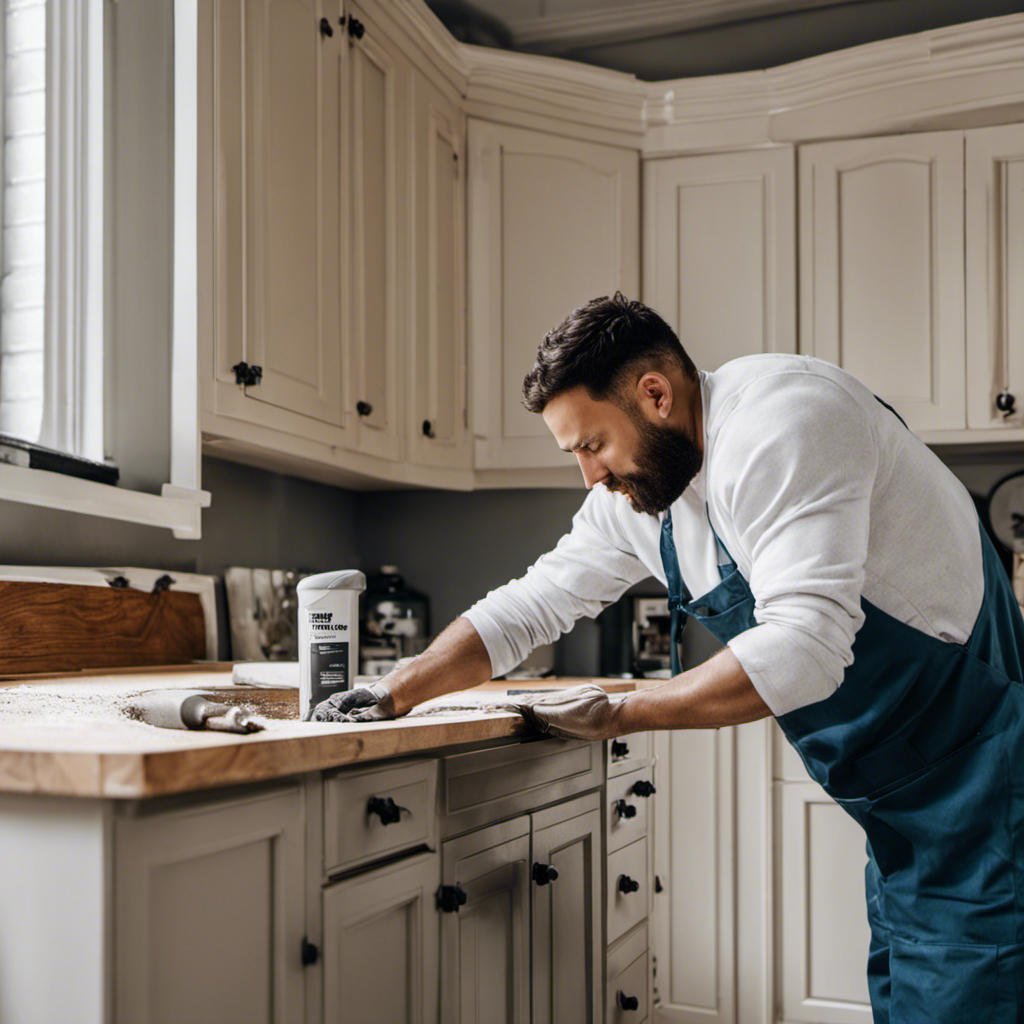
0,580,206,674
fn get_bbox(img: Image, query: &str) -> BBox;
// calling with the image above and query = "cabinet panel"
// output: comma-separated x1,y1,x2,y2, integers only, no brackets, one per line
468,119,639,470
607,836,648,946
532,795,603,1024
607,765,653,854
348,3,403,460
966,123,1024,431
643,148,796,371
322,851,440,1024
799,131,965,432
652,727,735,1023
233,0,344,425
408,70,469,470
114,786,305,1024
779,782,872,1023
440,817,531,1024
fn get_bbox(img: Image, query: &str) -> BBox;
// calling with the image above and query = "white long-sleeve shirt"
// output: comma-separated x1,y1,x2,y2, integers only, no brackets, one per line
463,354,984,716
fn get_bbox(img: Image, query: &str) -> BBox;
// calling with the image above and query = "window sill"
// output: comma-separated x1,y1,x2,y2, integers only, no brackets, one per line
0,463,211,539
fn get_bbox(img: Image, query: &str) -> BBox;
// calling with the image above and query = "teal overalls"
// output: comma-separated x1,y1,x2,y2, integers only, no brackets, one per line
660,506,1024,1021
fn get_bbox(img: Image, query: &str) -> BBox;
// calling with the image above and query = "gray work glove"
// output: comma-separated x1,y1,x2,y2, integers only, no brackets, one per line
305,681,397,723
513,683,623,741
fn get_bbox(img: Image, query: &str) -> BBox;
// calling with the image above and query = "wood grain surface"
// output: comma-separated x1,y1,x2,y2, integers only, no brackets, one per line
0,581,207,674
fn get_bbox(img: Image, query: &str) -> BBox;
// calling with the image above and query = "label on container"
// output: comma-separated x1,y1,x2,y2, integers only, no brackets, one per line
310,641,350,708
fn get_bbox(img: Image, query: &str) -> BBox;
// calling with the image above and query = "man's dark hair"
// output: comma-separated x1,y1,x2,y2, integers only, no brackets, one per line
522,292,697,414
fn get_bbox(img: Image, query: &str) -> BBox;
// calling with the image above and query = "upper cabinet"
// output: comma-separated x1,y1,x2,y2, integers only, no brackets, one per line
966,123,1024,433
209,0,347,447
468,120,640,472
643,148,796,371
799,130,966,434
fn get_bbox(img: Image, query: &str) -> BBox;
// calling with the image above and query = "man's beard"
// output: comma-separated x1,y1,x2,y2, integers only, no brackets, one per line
605,414,703,516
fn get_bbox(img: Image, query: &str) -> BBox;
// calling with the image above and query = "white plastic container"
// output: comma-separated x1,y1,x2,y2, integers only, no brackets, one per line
297,570,366,719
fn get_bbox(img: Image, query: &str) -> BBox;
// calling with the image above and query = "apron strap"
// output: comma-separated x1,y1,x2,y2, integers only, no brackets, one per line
660,510,690,676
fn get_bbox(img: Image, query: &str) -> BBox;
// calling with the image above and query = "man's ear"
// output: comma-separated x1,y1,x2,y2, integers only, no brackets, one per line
635,372,673,420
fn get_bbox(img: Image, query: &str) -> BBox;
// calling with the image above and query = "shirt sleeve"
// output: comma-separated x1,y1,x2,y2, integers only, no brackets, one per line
463,489,651,677
716,375,879,715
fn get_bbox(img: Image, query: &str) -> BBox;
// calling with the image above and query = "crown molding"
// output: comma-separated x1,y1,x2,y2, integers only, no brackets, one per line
643,12,1024,153
508,0,865,54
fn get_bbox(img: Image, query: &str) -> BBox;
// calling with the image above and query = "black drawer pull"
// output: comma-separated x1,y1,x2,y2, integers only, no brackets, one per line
436,884,467,913
532,861,559,885
611,739,629,758
319,16,333,37
356,400,373,417
617,991,639,1011
366,795,406,825
617,874,640,894
422,419,435,438
615,799,637,820
631,779,656,797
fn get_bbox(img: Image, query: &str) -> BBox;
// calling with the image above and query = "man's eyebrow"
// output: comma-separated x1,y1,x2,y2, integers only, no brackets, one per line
561,436,596,453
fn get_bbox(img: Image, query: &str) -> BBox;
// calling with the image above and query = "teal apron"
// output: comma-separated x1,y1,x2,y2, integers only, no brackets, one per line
660,508,1024,1022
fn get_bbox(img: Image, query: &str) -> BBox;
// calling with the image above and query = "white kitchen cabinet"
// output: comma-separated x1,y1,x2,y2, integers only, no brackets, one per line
778,782,873,1024
468,119,640,471
799,130,966,433
966,123,1024,433
208,0,347,446
440,815,532,1024
531,793,603,1024
407,67,470,472
322,850,440,1024
346,1,405,462
114,784,306,1024
643,148,796,371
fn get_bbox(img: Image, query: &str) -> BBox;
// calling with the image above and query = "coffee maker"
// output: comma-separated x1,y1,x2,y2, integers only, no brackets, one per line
598,594,672,677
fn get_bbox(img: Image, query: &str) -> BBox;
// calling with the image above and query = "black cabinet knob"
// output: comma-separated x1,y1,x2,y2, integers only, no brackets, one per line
631,779,656,798
232,361,263,387
356,400,373,417
617,874,640,894
348,16,365,38
611,739,629,759
997,389,1016,418
615,799,637,820
318,16,333,36
617,991,639,1011
422,419,435,438
532,862,559,886
367,795,405,825
436,884,468,913
301,937,319,966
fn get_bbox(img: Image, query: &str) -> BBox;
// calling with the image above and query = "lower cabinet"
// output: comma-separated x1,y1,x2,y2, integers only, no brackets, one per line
113,783,306,1024
322,851,440,1024
438,791,604,1024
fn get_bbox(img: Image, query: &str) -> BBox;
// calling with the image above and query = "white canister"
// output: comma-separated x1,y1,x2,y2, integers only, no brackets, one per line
297,570,366,719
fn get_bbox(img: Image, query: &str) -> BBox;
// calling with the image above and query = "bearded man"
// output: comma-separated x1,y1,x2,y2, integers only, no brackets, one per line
310,292,1024,1024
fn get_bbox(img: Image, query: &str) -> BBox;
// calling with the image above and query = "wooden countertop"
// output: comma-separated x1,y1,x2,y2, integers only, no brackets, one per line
0,667,643,800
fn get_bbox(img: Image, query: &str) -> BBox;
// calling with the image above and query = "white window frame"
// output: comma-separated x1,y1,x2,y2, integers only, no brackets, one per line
0,0,209,538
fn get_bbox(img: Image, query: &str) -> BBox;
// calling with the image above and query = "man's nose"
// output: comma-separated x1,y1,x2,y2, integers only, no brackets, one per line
576,452,607,490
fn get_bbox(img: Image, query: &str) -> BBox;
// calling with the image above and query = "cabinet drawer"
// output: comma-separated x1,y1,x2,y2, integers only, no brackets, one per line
607,837,648,945
606,950,649,1024
441,738,601,837
607,766,654,853
607,733,651,777
323,759,437,875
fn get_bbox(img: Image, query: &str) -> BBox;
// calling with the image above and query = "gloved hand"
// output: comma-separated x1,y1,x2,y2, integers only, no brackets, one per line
513,683,623,741
305,680,397,723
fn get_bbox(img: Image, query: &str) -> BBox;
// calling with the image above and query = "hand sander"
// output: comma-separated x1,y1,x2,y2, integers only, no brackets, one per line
129,690,264,734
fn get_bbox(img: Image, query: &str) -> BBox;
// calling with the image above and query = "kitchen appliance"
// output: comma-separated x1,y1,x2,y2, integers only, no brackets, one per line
361,566,430,673
298,570,365,719
225,567,302,661
599,594,673,677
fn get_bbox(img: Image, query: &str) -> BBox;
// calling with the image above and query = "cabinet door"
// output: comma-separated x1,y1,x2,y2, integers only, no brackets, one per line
653,727,735,1024
322,851,440,1024
214,0,344,430
966,124,1024,432
643,148,796,371
468,119,639,470
114,785,305,1024
440,816,531,1024
531,794,602,1024
799,131,965,432
779,782,872,1023
347,1,404,461
407,70,469,471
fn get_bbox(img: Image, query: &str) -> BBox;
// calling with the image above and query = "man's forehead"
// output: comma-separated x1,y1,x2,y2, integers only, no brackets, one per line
542,387,619,446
